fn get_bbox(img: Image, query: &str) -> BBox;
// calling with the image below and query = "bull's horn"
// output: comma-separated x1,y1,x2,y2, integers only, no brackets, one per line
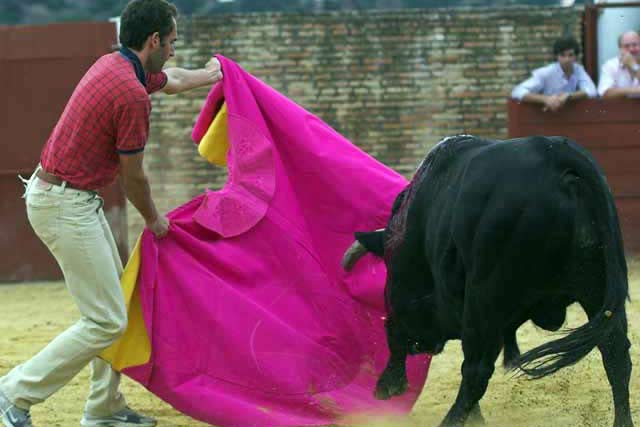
341,240,368,271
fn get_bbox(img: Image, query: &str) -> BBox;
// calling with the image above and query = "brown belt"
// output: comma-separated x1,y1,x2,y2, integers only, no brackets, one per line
36,169,83,191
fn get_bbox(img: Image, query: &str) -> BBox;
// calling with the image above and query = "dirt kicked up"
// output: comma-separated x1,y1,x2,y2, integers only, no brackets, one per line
1,261,638,427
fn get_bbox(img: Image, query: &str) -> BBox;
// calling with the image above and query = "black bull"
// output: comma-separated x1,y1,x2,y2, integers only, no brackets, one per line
343,135,633,427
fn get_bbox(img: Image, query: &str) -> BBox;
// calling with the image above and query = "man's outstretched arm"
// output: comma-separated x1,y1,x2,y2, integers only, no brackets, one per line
162,57,223,95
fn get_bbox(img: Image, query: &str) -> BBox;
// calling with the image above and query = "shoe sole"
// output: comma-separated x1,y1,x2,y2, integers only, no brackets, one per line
2,413,28,427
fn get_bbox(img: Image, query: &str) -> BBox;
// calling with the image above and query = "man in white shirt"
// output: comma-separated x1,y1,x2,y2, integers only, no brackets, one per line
598,31,640,98
512,36,597,112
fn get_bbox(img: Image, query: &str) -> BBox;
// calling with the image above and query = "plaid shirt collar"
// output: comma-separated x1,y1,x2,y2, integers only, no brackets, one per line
119,46,146,87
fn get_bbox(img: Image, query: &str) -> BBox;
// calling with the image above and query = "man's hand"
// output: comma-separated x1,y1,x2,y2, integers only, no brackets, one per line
206,57,223,83
543,95,558,112
620,52,638,71
147,216,170,238
557,92,570,107
542,93,568,112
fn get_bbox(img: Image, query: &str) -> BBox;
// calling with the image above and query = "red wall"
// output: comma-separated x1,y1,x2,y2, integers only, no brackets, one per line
0,22,127,282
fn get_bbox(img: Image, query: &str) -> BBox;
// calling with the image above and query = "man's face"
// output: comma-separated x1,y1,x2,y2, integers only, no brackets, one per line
148,18,177,73
620,33,640,59
557,48,576,70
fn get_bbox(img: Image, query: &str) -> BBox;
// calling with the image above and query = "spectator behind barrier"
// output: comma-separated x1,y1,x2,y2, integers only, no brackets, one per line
511,36,596,112
599,31,640,98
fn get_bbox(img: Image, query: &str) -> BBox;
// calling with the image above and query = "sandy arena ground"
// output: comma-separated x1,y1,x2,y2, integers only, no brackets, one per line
1,261,638,427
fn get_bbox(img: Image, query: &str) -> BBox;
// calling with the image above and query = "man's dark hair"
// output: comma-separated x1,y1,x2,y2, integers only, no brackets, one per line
119,0,178,50
553,36,580,56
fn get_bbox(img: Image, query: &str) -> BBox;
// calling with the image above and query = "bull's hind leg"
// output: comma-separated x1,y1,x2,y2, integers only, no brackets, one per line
502,327,521,370
580,298,634,427
601,325,634,427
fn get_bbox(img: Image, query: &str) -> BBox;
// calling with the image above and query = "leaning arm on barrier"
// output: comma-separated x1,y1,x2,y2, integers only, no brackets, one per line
523,92,570,112
601,86,640,98
512,67,567,111
565,91,588,100
511,70,545,102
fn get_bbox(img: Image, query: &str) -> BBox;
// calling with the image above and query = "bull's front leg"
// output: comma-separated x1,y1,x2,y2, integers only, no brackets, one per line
440,320,503,427
374,316,409,400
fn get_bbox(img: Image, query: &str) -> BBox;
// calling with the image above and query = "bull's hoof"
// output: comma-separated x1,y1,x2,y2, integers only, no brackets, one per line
613,416,634,427
439,408,466,427
374,375,408,400
468,404,486,426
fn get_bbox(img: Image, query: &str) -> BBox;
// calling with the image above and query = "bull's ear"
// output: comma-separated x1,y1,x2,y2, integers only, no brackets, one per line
391,187,409,214
355,230,385,257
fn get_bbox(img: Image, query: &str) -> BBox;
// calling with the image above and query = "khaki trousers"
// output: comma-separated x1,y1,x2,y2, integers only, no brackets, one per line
0,171,128,417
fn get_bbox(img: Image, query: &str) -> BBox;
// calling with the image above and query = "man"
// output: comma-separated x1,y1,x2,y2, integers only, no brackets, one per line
598,30,640,98
511,36,597,112
0,1,222,426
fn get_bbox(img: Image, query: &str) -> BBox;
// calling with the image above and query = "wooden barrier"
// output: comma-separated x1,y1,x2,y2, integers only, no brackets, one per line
0,22,123,282
508,98,640,253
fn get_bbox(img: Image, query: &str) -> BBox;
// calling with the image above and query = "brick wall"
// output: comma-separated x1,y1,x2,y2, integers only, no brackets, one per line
129,6,583,246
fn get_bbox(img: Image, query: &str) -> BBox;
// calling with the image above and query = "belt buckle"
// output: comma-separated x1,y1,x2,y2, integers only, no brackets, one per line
34,178,54,190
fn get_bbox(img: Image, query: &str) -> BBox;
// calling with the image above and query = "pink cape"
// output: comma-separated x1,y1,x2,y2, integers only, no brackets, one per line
124,56,430,426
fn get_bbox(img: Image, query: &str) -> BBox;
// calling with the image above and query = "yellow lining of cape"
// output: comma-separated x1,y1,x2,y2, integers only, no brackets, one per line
101,102,230,371
198,102,229,167
99,237,150,371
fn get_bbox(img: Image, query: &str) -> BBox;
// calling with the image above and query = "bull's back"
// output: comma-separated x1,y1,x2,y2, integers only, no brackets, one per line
429,136,591,285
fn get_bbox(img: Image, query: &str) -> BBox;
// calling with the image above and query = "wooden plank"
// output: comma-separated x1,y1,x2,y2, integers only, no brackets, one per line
617,199,640,253
583,5,599,82
508,99,640,124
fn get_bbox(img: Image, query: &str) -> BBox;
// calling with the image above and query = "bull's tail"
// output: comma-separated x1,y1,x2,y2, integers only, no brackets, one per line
515,140,629,379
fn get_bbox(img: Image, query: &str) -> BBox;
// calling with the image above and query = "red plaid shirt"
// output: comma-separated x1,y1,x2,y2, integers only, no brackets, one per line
40,52,167,190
